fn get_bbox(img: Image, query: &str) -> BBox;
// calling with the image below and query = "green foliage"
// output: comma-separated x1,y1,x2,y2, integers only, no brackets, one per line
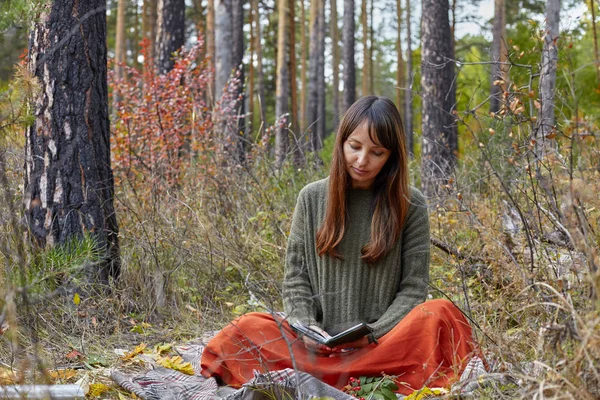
0,0,47,33
343,375,399,400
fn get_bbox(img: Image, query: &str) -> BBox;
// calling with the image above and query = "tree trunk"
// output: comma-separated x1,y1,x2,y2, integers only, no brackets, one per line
536,0,560,158
215,0,233,97
253,0,266,129
25,0,120,283
275,0,290,166
342,0,356,112
420,0,456,197
316,0,326,145
369,0,374,91
207,0,216,102
249,0,256,135
361,0,369,95
114,0,127,108
396,0,405,112
404,0,413,156
142,0,158,70
155,0,185,74
300,0,308,133
450,0,456,59
590,0,600,82
307,0,319,150
331,0,341,131
289,0,302,162
232,0,245,159
490,0,507,113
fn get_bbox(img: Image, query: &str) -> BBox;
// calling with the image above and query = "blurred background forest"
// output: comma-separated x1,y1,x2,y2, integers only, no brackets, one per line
0,0,599,398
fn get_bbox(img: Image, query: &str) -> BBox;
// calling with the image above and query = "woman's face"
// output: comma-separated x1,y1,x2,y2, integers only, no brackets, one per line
343,120,391,190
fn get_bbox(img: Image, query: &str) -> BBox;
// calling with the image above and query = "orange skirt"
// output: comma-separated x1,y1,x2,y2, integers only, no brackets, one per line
201,299,478,395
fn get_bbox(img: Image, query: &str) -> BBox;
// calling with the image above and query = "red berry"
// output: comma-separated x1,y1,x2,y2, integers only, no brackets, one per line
354,386,361,391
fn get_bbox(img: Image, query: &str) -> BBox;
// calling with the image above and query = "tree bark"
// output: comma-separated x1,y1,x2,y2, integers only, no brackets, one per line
536,0,560,158
25,0,120,283
590,0,600,82
155,0,185,74
215,0,233,97
232,0,245,159
253,0,266,129
369,0,374,91
307,0,320,150
142,0,158,71
275,0,290,166
249,0,256,135
300,0,308,133
404,0,413,156
396,0,405,112
420,0,456,197
289,0,301,162
316,0,326,145
342,0,356,112
490,0,507,113
114,0,127,108
207,0,216,102
361,0,370,95
331,0,341,131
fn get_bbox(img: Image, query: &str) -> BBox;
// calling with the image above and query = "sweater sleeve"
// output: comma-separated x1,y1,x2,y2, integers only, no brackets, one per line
368,188,430,338
282,190,318,326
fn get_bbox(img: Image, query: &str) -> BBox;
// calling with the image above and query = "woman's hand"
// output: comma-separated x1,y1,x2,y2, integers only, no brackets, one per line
330,335,371,354
301,325,334,356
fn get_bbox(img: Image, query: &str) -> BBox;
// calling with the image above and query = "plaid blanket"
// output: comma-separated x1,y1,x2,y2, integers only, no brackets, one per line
111,340,497,400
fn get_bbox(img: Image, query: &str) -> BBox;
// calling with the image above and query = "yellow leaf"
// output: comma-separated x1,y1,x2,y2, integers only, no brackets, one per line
154,342,173,355
122,343,147,361
157,355,195,375
88,383,110,397
48,369,77,382
0,367,18,385
405,387,448,400
73,293,80,305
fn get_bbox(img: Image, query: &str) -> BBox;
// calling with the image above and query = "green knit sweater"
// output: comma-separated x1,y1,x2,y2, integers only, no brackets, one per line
282,177,430,339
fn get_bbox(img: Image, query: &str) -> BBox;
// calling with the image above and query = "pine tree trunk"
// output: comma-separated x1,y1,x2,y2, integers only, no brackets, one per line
114,0,127,108
396,0,405,112
331,0,341,131
307,0,319,150
361,0,369,95
249,0,256,135
536,0,560,158
155,0,185,74
300,0,308,133
25,0,120,283
316,0,326,145
369,0,374,91
490,0,507,113
289,0,302,162
142,0,157,72
404,0,413,155
591,0,600,82
207,0,216,102
275,0,290,166
342,0,356,112
420,0,456,197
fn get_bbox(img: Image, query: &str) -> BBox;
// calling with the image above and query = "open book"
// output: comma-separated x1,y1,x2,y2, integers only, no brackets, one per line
290,322,372,347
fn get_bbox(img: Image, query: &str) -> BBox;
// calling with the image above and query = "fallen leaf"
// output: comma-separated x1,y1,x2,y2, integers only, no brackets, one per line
157,355,195,375
87,382,110,398
65,349,84,361
0,367,18,385
73,293,81,305
155,343,173,355
48,369,77,382
122,343,147,361
534,100,541,109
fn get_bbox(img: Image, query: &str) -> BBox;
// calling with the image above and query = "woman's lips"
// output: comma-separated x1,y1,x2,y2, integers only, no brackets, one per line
352,167,368,175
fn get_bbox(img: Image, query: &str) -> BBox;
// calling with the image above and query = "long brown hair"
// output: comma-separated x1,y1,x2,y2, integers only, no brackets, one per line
316,96,409,264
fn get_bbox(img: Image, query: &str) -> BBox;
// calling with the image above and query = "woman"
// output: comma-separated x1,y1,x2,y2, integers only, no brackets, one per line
201,96,477,395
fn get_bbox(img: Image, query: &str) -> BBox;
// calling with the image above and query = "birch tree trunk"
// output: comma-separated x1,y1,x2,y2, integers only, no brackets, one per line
215,0,233,97
343,0,356,112
25,0,120,283
420,0,456,197
536,0,560,159
155,0,185,74
275,0,290,166
490,0,507,113
404,0,413,155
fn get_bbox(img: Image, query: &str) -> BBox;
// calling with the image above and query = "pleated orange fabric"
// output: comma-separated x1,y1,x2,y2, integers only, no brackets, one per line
201,299,478,395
